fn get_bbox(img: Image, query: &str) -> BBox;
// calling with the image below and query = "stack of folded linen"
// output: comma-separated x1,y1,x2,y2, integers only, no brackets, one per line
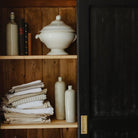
2,80,54,124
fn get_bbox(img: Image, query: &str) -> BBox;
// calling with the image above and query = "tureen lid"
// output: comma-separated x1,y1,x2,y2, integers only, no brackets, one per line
40,15,75,32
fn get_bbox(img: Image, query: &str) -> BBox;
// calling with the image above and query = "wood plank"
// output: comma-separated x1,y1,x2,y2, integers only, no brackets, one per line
62,128,78,138
42,129,61,138
24,59,42,83
0,55,77,59
0,8,8,55
2,0,76,8
59,59,77,91
41,8,59,55
0,129,27,138
1,120,78,129
42,59,60,107
25,8,42,55
0,60,25,94
59,7,77,55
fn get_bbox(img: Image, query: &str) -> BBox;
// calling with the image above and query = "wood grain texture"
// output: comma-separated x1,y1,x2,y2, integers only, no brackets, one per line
0,8,8,55
42,129,61,138
59,59,77,91
59,7,77,55
0,60,25,95
24,59,42,83
1,129,27,138
1,120,78,129
0,55,77,59
25,8,42,55
62,128,77,138
90,8,138,117
2,0,76,8
43,59,60,107
41,8,59,55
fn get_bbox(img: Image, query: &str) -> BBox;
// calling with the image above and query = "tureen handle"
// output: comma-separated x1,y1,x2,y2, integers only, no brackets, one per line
35,34,40,39
72,34,77,43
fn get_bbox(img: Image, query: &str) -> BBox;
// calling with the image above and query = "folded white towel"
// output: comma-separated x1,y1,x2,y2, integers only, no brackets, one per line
7,88,42,99
16,101,44,109
12,80,41,89
3,106,54,115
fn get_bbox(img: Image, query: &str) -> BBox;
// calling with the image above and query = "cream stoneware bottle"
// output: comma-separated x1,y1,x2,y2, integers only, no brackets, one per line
55,77,65,120
65,85,75,122
6,12,18,56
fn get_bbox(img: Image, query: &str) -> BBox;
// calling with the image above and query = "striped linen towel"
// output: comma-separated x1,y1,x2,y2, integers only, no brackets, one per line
16,100,51,109
7,89,47,104
10,94,46,106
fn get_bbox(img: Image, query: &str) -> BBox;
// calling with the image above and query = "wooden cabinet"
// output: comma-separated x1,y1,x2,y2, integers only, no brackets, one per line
0,0,78,138
78,0,138,138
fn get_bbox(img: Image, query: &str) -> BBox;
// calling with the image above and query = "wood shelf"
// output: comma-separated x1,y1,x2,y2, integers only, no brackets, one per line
2,0,76,8
0,55,77,60
0,120,78,129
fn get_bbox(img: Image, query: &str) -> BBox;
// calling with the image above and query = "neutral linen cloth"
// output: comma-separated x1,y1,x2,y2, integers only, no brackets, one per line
12,94,46,106
3,106,54,115
7,89,47,104
7,88,42,99
12,80,41,89
10,82,44,93
5,118,51,124
4,112,49,118
16,101,44,109
18,100,52,109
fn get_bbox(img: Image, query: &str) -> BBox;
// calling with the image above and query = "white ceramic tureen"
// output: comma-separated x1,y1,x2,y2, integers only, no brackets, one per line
35,15,77,55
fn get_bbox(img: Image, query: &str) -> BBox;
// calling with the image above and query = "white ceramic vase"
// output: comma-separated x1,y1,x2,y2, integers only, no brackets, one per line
55,77,65,120
65,85,75,122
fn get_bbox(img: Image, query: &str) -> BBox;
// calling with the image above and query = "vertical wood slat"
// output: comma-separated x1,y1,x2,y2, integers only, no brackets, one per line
90,7,138,116
0,8,8,55
25,8,42,55
24,59,43,83
0,60,25,95
59,7,77,55
62,128,78,138
43,59,60,107
41,8,59,55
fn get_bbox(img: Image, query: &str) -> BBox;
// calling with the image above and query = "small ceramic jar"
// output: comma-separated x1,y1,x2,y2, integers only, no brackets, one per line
35,15,77,55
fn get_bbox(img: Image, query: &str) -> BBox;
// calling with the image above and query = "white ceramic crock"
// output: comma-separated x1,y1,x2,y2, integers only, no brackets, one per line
35,15,77,55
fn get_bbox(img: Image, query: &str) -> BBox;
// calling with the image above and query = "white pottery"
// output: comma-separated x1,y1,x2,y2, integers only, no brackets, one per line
35,15,77,55
55,77,65,120
65,85,75,123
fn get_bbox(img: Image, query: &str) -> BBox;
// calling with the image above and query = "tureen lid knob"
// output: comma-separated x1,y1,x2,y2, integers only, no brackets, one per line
56,15,61,21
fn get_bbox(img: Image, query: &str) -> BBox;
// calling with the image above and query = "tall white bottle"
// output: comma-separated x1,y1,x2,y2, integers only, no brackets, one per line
55,77,65,120
65,85,75,122
6,12,18,55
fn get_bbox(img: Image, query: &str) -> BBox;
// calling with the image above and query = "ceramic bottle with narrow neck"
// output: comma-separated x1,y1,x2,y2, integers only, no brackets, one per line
65,85,75,122
55,77,65,120
6,12,18,55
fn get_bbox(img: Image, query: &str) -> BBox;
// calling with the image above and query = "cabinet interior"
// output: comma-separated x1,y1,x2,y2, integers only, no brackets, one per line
0,1,78,137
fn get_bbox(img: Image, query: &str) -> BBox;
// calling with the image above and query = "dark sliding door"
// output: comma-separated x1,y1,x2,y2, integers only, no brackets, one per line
78,0,138,138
